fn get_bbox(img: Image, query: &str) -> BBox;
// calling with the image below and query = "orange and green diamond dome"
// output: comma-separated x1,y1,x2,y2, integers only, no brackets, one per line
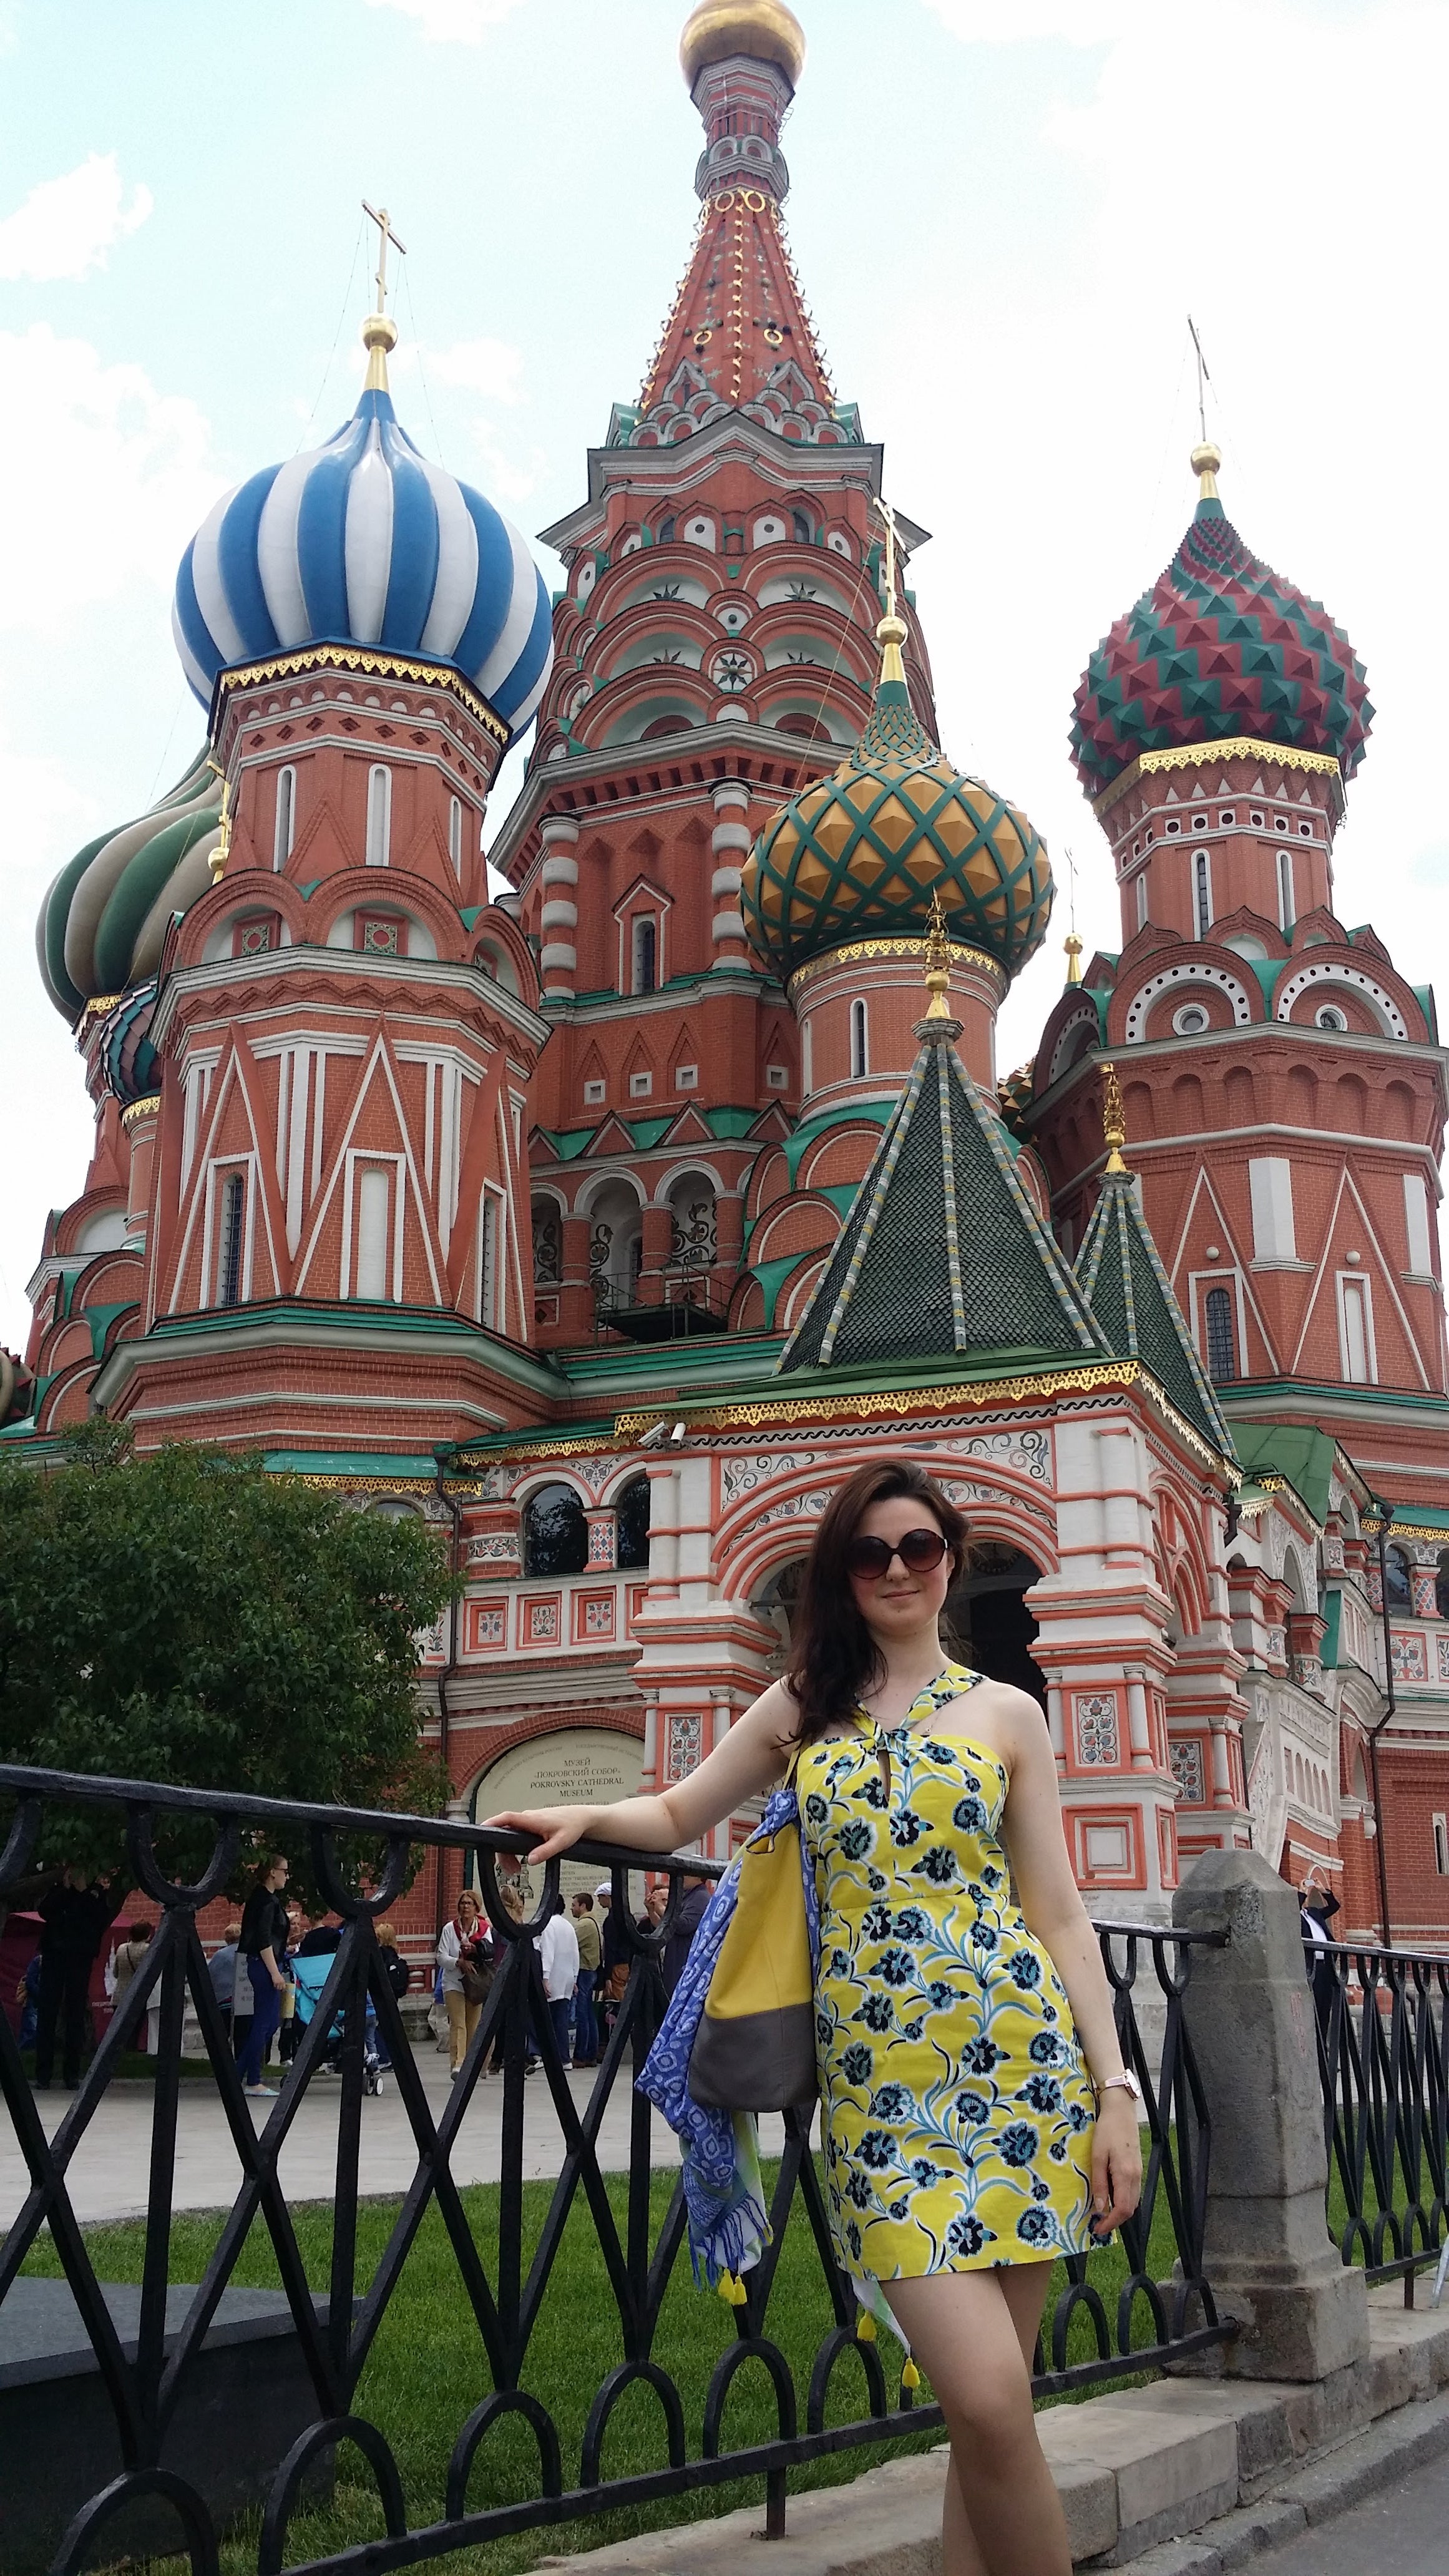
742,618,1053,983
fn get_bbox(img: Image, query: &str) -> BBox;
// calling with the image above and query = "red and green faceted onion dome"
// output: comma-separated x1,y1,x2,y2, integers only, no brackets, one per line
1070,447,1373,796
743,622,1053,983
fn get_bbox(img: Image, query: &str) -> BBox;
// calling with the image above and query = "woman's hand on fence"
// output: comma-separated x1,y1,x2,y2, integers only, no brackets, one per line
484,1805,597,1866
1090,2089,1143,2238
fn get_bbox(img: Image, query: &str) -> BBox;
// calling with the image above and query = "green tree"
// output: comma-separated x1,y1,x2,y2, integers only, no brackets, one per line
0,1429,452,1896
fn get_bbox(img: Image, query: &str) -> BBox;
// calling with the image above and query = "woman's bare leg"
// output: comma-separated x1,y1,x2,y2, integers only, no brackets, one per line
884,2262,1066,2576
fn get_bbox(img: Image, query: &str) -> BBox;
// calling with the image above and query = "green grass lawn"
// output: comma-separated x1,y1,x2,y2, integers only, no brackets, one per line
17,2157,1191,2576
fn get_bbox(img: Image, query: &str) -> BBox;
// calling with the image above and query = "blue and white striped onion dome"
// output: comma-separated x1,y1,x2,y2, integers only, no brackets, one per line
172,383,554,737
37,751,221,1019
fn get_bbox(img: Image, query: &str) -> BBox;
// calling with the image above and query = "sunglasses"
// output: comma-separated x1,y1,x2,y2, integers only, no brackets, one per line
844,1527,949,1581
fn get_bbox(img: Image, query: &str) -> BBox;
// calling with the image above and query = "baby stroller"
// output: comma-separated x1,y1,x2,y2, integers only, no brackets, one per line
290,1952,386,2095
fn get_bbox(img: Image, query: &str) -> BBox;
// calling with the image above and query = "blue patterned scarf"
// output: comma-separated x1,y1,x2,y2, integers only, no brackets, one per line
637,1777,819,2293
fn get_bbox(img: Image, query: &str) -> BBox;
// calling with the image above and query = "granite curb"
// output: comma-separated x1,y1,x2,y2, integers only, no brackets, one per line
530,2284,1449,2574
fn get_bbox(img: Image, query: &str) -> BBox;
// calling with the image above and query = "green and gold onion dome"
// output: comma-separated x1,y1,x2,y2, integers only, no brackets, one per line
742,613,1053,985
37,749,222,1021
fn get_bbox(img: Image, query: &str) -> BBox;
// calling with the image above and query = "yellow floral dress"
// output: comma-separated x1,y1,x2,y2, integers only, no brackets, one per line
796,1664,1098,2278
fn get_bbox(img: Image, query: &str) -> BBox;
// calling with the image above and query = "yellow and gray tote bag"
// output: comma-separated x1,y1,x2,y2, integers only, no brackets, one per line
686,1805,816,2112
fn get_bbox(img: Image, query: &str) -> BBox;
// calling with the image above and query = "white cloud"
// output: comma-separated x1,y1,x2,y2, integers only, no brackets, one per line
0,153,152,283
0,328,222,640
423,336,524,402
361,0,531,37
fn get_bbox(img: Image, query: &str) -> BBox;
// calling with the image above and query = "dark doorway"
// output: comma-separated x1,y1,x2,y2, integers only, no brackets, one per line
944,1544,1047,1710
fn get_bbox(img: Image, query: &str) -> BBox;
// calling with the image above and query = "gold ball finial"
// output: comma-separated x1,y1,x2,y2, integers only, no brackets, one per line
1190,439,1221,501
680,0,806,89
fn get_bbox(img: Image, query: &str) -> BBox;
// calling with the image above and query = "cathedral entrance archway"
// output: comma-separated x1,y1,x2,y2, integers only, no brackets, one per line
944,1544,1048,1709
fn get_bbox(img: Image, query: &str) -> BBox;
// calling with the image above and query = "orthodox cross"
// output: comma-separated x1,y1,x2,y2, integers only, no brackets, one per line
362,201,407,316
873,495,900,622
1186,315,1213,444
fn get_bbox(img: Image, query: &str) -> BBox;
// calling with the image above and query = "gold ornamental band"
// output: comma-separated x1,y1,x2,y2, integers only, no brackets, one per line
215,645,509,744
1092,736,1344,822
120,1093,162,1129
787,936,1006,997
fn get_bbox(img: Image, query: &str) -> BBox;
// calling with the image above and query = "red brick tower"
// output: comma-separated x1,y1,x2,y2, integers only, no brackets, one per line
1030,441,1449,1933
489,0,957,1350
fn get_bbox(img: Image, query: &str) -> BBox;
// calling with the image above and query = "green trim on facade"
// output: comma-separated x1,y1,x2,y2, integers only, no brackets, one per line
1230,1423,1336,1524
1320,1589,1342,1671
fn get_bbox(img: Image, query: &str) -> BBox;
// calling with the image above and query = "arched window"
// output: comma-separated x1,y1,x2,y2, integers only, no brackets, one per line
850,997,869,1080
449,796,464,877
632,915,657,995
524,1481,588,1577
617,1474,651,1570
1194,851,1212,937
801,1016,814,1095
1383,1545,1413,1611
1277,847,1295,933
791,509,812,544
273,766,296,869
1204,1284,1235,1383
1136,871,1148,931
656,514,676,545
366,765,392,867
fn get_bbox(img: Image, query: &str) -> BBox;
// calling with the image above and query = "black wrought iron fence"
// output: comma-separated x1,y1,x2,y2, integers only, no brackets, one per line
0,1762,1229,2576
1308,1934,1449,2303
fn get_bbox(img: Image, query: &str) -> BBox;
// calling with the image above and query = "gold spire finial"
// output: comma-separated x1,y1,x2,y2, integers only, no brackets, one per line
205,758,232,884
1190,439,1221,501
1064,931,1083,986
922,888,952,1020
361,200,407,393
1100,1058,1128,1175
872,495,907,683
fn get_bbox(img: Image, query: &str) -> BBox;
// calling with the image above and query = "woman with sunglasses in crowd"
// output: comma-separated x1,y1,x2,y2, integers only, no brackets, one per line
487,1459,1141,2576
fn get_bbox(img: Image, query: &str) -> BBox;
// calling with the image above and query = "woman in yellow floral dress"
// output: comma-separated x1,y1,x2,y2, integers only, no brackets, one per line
489,1460,1143,2576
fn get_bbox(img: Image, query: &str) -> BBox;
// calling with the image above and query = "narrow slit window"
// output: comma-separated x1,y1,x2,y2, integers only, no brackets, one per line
632,915,656,995
217,1172,246,1309
449,796,463,877
366,764,392,867
1340,1276,1372,1383
1195,851,1212,937
1204,1283,1235,1383
1277,846,1295,934
1435,1815,1448,1876
273,766,296,869
1136,871,1148,932
355,1167,391,1300
850,997,869,1080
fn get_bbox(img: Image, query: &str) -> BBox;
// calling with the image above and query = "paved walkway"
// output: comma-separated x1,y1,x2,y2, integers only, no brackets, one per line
1249,2443,1449,2572
1,2044,799,2226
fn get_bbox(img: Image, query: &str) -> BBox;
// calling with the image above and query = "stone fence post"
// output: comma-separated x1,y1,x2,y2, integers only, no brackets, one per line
1173,1847,1368,2380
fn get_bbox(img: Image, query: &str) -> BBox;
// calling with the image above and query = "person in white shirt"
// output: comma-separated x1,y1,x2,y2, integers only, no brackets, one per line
535,1895,580,2069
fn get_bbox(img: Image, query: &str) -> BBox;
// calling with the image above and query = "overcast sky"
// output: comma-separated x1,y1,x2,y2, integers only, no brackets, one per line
2,0,1443,1353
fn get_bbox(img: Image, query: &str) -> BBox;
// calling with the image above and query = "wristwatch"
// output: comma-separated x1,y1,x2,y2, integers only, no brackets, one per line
1097,2071,1143,2102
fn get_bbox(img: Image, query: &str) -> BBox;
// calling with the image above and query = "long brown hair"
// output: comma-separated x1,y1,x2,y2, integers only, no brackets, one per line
784,1459,968,1745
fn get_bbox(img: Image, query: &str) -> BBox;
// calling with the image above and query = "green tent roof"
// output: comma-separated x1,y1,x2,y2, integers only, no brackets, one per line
778,1027,1110,1375
1076,1175,1237,1465
1230,1423,1337,1525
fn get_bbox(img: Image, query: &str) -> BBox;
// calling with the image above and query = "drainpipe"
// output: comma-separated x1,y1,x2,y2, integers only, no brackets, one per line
432,1444,464,1943
1367,1498,1397,1948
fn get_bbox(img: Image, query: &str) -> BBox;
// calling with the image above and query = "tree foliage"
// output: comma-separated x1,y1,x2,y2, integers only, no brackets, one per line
0,1428,452,1896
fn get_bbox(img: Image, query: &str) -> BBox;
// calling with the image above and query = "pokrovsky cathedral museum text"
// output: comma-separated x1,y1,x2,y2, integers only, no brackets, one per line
9,0,1449,1966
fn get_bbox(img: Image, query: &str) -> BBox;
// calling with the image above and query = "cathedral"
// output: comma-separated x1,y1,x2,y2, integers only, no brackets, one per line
9,0,1449,1954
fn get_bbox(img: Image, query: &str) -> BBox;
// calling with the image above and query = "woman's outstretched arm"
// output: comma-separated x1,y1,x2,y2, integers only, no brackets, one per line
484,1677,798,1866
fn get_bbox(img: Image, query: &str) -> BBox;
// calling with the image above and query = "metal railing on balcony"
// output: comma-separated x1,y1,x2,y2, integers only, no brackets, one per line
0,1762,1229,2575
